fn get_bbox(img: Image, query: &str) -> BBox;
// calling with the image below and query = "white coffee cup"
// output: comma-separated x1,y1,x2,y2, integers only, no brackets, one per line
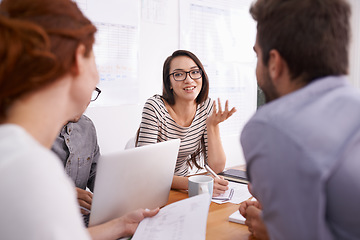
188,175,214,198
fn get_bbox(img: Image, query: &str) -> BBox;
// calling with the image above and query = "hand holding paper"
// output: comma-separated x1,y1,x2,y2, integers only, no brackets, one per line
132,194,210,240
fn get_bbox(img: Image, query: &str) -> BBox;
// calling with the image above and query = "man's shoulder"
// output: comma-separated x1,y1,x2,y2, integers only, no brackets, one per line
79,115,95,126
247,76,360,130
242,75,360,165
66,115,98,143
74,115,96,131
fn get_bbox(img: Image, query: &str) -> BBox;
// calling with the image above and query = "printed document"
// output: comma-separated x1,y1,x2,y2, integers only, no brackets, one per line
212,181,252,204
132,194,210,240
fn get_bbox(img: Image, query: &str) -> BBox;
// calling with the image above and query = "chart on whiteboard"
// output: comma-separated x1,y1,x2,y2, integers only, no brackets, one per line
180,0,257,137
73,0,140,106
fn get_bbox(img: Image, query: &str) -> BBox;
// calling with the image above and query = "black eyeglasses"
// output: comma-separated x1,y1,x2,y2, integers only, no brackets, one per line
169,69,202,81
91,87,101,102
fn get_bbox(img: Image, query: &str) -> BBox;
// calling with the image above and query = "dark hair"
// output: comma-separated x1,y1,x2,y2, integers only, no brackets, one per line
250,0,351,84
162,50,209,170
187,135,206,171
162,50,209,105
0,0,96,120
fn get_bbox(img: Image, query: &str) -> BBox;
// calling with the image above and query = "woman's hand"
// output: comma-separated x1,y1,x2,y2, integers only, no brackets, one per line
76,187,92,215
212,176,229,197
88,208,159,240
117,208,160,237
207,98,236,127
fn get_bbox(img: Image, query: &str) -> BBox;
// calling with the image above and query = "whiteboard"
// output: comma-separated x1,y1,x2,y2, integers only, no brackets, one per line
81,0,257,167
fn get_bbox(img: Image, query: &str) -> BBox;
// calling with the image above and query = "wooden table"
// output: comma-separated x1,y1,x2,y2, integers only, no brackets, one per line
167,189,253,240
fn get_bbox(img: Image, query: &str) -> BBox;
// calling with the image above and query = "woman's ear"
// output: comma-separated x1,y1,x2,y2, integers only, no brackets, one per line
70,44,86,76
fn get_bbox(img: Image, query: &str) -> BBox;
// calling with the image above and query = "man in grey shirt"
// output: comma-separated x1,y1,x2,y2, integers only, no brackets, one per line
239,0,360,239
52,114,100,221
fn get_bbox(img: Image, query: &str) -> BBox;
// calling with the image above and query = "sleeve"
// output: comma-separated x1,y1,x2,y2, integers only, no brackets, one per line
85,116,100,192
241,121,329,240
87,137,99,192
137,98,163,147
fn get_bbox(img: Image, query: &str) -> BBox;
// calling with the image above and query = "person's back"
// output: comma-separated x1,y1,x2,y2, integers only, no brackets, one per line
0,124,90,239
239,0,359,239
243,76,360,239
0,0,158,238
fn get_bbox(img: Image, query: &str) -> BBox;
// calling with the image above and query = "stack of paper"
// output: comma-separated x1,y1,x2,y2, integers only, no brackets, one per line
228,197,257,225
228,210,246,224
132,194,210,240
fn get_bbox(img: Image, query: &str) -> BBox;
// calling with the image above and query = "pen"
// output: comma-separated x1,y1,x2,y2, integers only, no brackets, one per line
204,164,221,179
80,206,91,214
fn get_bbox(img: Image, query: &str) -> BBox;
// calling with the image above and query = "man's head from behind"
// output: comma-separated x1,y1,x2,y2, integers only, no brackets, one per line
250,0,351,87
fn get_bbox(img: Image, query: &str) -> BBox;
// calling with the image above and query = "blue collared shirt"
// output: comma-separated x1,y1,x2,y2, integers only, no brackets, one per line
51,115,100,192
241,76,360,240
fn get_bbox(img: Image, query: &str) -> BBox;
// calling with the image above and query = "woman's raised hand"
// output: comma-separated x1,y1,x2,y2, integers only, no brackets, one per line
207,98,236,126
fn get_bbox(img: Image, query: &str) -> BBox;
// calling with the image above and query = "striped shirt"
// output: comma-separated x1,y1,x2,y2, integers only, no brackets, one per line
137,94,213,176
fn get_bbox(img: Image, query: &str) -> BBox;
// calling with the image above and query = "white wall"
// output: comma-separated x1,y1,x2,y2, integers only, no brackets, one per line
86,0,360,168
349,0,360,88
86,0,248,167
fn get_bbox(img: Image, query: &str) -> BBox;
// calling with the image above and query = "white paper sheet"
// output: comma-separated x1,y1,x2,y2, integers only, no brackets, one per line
228,196,257,224
212,187,234,201
212,181,252,204
229,210,246,224
132,194,210,240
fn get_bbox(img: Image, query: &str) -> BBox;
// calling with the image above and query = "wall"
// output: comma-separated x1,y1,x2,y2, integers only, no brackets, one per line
86,0,249,167
86,0,360,169
86,0,180,152
349,0,360,88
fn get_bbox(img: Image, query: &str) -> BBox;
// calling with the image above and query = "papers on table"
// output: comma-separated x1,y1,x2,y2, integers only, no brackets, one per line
212,188,234,201
132,193,210,240
229,210,246,224
212,181,252,204
228,197,257,225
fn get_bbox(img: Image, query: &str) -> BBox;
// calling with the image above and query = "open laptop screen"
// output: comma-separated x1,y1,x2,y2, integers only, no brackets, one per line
89,139,180,226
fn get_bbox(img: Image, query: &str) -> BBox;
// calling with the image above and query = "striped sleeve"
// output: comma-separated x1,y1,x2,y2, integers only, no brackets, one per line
137,96,164,146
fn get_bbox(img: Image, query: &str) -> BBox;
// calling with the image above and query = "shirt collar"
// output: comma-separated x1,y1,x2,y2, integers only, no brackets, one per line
60,122,73,136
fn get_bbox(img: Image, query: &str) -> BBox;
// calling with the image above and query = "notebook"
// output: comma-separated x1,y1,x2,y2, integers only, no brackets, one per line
228,197,257,224
229,210,246,224
218,169,248,184
212,188,234,201
89,139,180,226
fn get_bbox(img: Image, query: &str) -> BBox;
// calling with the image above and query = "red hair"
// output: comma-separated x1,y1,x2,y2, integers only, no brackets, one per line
0,0,97,120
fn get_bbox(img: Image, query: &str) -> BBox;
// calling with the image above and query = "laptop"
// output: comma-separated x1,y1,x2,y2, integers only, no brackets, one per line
89,139,180,226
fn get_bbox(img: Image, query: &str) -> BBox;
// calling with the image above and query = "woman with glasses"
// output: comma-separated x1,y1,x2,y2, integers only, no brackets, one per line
137,50,236,196
0,0,158,239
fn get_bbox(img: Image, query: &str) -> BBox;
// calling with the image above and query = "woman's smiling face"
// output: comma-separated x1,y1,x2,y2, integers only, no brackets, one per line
169,56,203,104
